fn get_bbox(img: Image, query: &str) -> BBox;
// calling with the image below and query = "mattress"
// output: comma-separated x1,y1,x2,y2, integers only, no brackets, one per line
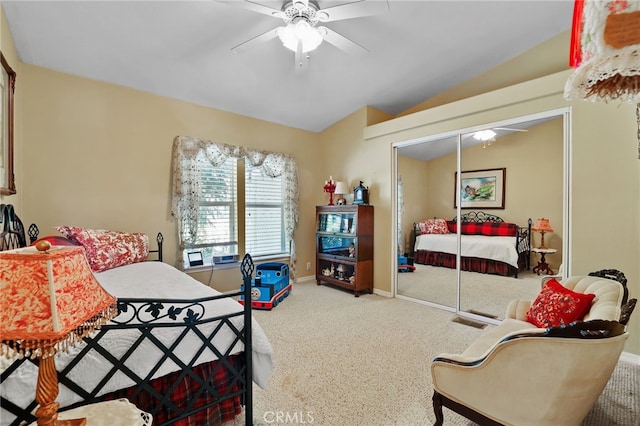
414,233,519,268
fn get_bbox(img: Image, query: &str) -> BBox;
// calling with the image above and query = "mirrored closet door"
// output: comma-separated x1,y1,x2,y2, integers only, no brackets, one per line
394,109,570,323
396,134,459,310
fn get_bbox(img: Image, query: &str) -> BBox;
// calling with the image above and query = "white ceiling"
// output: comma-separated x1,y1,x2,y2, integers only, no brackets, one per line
1,0,574,133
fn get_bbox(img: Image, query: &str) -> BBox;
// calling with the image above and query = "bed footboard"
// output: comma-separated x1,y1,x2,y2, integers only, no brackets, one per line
1,255,255,426
516,218,532,271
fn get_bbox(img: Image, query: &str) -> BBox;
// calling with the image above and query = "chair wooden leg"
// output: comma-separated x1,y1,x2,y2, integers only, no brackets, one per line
432,391,444,426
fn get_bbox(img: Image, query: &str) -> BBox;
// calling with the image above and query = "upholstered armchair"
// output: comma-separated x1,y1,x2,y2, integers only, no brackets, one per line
431,273,635,426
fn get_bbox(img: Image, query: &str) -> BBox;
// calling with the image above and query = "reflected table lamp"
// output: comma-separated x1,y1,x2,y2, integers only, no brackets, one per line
0,243,117,426
532,218,554,249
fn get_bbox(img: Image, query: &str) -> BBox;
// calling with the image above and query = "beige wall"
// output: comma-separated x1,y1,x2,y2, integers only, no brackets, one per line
17,63,322,292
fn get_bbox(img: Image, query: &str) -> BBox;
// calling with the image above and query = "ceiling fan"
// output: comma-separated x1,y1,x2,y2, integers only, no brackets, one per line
218,0,389,70
470,127,528,148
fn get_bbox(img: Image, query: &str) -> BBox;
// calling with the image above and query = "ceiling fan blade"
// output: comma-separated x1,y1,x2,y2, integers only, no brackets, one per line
216,0,284,19
231,28,279,53
317,0,389,22
320,27,369,56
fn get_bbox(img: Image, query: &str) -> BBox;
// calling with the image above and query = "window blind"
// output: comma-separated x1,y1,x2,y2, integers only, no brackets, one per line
245,165,286,256
188,157,238,259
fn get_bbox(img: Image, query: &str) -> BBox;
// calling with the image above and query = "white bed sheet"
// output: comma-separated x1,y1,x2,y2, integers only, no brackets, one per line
1,258,274,424
414,233,519,268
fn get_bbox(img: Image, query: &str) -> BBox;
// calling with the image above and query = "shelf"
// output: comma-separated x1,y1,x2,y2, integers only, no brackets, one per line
315,205,373,297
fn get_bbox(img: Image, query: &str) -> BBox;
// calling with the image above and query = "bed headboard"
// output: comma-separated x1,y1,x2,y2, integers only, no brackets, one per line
452,211,504,223
0,204,27,251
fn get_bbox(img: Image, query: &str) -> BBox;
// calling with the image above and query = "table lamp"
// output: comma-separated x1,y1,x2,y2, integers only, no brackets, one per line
334,181,349,205
532,218,554,249
0,243,117,426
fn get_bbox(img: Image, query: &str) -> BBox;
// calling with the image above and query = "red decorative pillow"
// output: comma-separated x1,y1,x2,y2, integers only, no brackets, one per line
526,278,596,328
417,219,449,235
56,226,149,272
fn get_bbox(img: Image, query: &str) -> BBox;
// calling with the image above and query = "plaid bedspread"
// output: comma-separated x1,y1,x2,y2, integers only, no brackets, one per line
95,355,244,426
415,250,519,277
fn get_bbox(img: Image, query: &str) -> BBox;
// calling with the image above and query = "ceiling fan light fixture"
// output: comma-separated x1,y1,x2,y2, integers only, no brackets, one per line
473,130,497,141
277,19,323,53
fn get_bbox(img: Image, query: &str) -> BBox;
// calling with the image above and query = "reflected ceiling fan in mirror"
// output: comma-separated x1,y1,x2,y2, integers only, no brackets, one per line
218,0,389,70
469,127,529,148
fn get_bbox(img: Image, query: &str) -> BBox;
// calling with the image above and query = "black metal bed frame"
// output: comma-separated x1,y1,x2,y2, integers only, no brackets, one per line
0,209,254,425
0,204,27,250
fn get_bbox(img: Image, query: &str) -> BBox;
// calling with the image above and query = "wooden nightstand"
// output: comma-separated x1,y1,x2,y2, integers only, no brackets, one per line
32,399,152,426
532,248,557,275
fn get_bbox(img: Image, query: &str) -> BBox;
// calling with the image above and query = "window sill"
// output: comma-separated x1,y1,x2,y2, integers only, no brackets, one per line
183,254,290,274
184,262,238,274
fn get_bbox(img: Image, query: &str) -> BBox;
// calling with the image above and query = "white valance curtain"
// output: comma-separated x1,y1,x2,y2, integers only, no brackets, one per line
171,135,299,276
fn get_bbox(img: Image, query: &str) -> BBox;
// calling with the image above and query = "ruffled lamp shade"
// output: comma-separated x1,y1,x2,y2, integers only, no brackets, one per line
531,218,554,249
0,245,117,425
565,0,640,104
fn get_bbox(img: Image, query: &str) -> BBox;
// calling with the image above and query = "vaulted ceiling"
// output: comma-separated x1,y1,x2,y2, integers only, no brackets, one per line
2,1,574,132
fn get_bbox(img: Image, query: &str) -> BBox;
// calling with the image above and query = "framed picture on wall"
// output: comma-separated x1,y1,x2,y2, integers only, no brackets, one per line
0,51,16,196
454,168,505,209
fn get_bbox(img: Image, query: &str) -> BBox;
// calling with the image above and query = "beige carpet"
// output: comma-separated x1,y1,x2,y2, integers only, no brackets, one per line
397,264,542,320
231,280,638,426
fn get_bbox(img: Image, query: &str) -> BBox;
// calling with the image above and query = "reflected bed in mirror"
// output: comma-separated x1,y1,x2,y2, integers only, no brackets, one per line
412,212,531,278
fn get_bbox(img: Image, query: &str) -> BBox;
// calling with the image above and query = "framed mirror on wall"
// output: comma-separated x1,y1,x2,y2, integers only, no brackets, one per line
394,108,571,324
0,51,16,196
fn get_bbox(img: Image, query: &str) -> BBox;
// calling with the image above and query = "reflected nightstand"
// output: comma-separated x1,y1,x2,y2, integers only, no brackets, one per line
532,248,557,275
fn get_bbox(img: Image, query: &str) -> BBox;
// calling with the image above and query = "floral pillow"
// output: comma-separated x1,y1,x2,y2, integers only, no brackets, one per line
525,278,596,328
417,218,449,235
56,226,149,272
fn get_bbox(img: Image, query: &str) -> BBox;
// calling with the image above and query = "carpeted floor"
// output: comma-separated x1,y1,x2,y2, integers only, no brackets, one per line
397,264,542,320
232,280,639,426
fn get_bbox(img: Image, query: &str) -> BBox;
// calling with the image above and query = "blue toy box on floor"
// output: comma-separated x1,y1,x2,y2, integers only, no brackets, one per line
240,262,292,310
398,254,415,273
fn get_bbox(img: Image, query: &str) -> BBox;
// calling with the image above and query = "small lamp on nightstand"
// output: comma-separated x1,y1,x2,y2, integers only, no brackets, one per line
0,243,118,426
334,181,349,205
532,218,554,249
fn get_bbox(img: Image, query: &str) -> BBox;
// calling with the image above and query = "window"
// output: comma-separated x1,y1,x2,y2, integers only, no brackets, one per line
181,157,288,267
183,156,238,265
172,137,298,272
245,164,286,256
